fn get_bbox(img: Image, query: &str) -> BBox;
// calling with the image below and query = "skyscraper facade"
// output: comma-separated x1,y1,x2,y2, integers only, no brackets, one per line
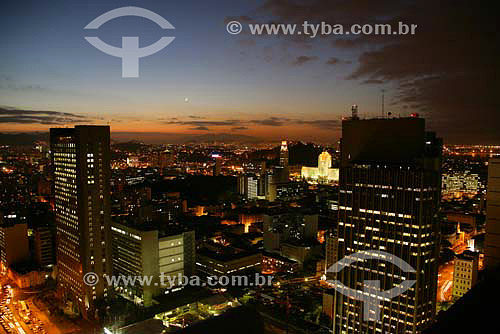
212,153,222,176
334,117,442,334
0,217,29,271
325,232,338,281
318,151,332,177
280,140,289,167
50,126,112,319
485,158,500,269
452,251,479,299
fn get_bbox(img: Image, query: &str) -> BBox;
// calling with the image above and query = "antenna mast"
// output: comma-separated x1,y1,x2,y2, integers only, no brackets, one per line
381,89,385,118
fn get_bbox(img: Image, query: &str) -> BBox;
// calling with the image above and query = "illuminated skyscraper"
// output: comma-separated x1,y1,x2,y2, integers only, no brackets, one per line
273,141,290,184
325,231,338,280
212,152,222,176
280,140,289,167
334,117,442,334
238,174,259,200
485,158,500,269
50,126,112,319
318,151,332,177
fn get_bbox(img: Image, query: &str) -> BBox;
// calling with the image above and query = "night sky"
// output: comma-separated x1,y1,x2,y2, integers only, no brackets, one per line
1,0,499,143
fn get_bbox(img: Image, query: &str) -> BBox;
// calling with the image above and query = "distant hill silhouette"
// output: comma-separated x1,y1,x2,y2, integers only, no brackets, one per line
250,142,326,166
289,142,324,166
112,141,148,152
0,132,47,146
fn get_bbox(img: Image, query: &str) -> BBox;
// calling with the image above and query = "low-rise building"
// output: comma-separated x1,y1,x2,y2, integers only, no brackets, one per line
452,251,480,299
261,251,299,274
281,242,321,265
8,263,49,288
111,221,195,307
442,170,481,197
263,213,318,252
322,289,334,319
196,248,261,276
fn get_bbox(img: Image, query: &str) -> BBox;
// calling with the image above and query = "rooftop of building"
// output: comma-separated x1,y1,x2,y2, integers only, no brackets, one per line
112,318,165,334
281,239,320,248
262,251,298,264
111,217,193,238
176,306,264,334
456,250,480,261
10,261,42,275
151,286,213,315
197,247,261,262
341,115,441,166
262,207,319,217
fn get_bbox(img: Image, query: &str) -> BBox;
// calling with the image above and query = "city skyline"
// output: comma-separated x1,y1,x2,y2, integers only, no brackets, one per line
0,116,496,334
1,1,499,334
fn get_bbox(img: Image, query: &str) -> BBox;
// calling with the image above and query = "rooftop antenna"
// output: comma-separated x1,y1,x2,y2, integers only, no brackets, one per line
351,104,359,120
381,89,385,118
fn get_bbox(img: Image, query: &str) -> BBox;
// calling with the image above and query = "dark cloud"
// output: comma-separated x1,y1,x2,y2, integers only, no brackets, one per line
326,57,352,65
0,106,90,124
362,79,384,85
292,56,317,66
0,75,46,92
232,126,249,131
250,117,289,126
188,115,206,119
326,57,340,65
189,126,210,131
0,74,13,82
167,117,342,130
295,119,341,130
165,120,241,127
257,0,500,143
333,39,358,48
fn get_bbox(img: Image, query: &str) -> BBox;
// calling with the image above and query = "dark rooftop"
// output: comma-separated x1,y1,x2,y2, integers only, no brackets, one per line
176,306,264,334
197,247,260,262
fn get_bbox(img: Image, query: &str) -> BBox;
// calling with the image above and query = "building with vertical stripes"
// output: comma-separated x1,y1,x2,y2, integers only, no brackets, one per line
50,125,112,319
334,116,442,334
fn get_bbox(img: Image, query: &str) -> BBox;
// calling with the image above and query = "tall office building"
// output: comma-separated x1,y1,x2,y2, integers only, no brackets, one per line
485,158,500,269
34,226,55,267
0,215,29,272
212,153,222,176
237,174,259,200
50,126,112,319
334,116,442,334
325,232,338,280
280,140,289,167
